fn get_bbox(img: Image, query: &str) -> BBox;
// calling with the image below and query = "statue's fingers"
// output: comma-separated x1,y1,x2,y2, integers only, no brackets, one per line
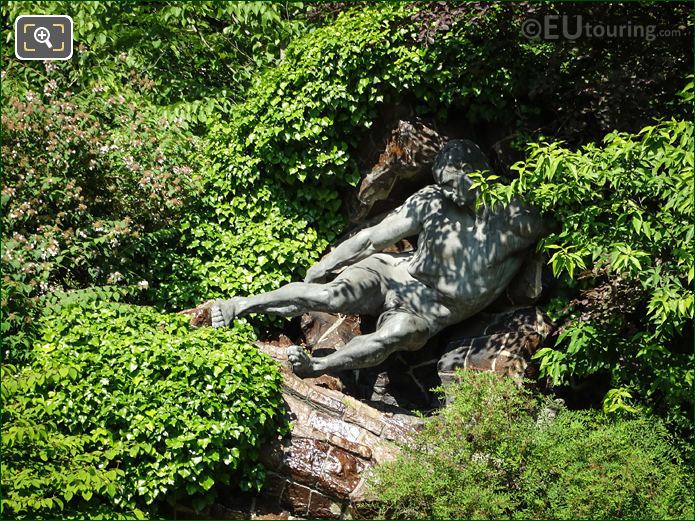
211,308,225,328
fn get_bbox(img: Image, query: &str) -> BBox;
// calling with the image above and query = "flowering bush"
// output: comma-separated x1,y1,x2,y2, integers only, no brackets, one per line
1,80,200,363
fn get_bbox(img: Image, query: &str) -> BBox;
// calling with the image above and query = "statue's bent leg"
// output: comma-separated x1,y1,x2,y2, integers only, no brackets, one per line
287,310,432,377
211,268,384,328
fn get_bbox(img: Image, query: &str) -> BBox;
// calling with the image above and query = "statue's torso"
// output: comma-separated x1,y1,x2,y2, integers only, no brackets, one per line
407,187,537,312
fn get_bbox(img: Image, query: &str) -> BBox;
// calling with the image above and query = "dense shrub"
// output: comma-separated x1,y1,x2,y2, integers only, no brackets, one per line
1,302,287,519
473,88,694,431
519,410,692,519
217,2,691,191
369,371,693,520
207,3,548,187
154,178,343,309
0,1,313,337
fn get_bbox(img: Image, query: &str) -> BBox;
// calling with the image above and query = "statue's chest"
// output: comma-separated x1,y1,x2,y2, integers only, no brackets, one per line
419,212,476,260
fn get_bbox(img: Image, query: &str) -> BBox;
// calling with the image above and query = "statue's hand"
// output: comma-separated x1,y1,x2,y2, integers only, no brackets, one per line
211,297,245,328
304,263,329,284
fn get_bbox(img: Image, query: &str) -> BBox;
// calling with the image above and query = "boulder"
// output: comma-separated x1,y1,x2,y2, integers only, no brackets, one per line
301,312,364,354
437,306,551,389
253,349,422,519
349,119,447,222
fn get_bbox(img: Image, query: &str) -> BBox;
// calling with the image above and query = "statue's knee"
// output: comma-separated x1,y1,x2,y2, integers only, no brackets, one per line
379,314,430,350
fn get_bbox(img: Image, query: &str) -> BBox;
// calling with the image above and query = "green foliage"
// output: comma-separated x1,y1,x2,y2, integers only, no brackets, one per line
473,95,694,430
1,0,313,344
2,1,306,128
210,3,556,187
520,410,692,519
155,179,342,309
369,371,693,520
1,302,287,519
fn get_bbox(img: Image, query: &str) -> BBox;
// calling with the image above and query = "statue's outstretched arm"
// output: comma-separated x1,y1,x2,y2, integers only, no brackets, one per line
305,193,425,282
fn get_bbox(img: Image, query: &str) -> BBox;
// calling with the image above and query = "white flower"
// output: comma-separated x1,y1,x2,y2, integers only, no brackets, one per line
41,239,60,259
107,271,124,283
43,79,58,95
137,280,149,290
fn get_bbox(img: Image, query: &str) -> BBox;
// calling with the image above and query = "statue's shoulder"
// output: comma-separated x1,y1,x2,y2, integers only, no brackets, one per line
409,184,444,203
404,185,444,215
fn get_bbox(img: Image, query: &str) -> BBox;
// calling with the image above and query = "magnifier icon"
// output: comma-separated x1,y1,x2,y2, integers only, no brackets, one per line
34,26,52,48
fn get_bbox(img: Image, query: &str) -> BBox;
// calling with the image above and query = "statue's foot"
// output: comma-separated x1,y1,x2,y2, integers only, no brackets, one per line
211,297,246,328
287,345,317,378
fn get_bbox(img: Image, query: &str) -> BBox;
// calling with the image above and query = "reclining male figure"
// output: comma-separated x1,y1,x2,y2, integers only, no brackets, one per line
212,140,551,377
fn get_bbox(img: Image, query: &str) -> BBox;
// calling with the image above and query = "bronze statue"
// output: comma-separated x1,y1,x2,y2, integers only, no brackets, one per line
212,140,552,377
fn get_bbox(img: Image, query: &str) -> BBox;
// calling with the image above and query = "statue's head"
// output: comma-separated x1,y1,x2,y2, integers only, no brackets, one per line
432,139,492,207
